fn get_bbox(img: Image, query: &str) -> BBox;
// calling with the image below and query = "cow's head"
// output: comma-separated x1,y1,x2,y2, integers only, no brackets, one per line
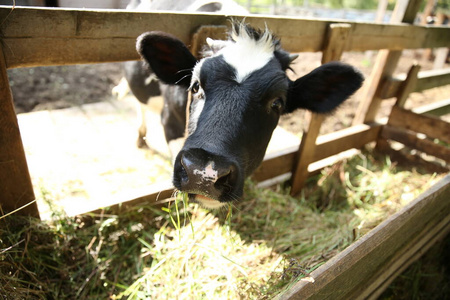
137,22,363,209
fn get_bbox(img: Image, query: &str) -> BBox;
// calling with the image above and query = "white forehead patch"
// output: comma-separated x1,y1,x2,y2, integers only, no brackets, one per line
187,25,276,135
218,27,275,82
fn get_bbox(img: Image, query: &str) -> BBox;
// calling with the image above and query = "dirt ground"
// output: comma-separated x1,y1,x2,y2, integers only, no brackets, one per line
9,63,124,114
9,50,450,137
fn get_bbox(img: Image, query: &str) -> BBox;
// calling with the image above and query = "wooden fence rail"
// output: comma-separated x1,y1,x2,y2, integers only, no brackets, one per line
280,174,450,300
0,6,449,68
380,68,450,99
0,3,449,215
1,2,450,299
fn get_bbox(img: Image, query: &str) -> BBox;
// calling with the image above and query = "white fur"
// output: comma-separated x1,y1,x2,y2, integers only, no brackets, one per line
188,60,207,135
195,195,226,209
219,26,275,82
188,97,205,135
188,26,276,135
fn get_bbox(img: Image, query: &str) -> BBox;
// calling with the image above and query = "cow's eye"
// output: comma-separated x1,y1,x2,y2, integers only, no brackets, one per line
271,98,284,112
191,81,200,94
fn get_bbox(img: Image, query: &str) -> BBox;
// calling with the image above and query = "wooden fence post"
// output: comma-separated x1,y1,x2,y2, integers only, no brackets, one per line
352,0,422,125
394,63,421,108
376,61,450,165
190,25,228,59
375,64,421,152
432,12,449,70
0,44,38,218
290,24,351,196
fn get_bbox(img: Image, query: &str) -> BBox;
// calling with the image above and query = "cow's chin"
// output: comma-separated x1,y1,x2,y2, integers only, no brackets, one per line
192,194,226,209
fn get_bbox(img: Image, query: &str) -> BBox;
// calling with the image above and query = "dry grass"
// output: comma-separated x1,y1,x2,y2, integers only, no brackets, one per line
0,149,446,299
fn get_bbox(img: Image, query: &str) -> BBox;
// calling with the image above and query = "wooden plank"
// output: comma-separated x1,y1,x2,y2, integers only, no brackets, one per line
357,211,450,300
395,64,421,107
321,23,351,64
190,25,228,58
313,123,382,162
290,113,325,196
378,77,402,100
252,145,298,182
352,0,422,125
381,125,450,162
0,44,38,217
420,0,436,26
81,181,175,216
432,12,448,70
378,143,450,173
308,149,360,174
412,98,450,116
254,124,382,183
389,106,450,144
290,23,350,196
0,6,449,68
379,68,450,99
280,174,450,300
414,68,450,92
375,0,389,23
433,47,449,70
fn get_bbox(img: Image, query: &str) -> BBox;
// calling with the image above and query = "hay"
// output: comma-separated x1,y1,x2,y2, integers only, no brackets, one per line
0,150,445,299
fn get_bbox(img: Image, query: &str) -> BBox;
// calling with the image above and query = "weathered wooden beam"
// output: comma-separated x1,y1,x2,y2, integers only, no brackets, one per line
376,62,450,161
415,68,450,92
313,123,382,162
432,12,449,70
72,181,175,216
321,23,351,64
412,98,450,116
252,145,298,183
389,106,450,144
190,25,228,58
290,23,351,195
356,208,450,300
381,125,450,162
394,64,421,107
379,68,450,99
377,142,449,173
0,6,449,68
352,0,422,125
253,123,383,183
0,44,38,218
280,174,450,300
290,113,325,196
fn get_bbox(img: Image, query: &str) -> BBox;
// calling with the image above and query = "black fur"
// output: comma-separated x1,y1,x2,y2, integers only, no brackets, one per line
137,32,196,87
136,22,364,204
285,62,363,114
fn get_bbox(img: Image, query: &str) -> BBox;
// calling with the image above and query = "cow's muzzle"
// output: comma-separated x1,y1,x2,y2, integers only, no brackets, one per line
173,148,243,209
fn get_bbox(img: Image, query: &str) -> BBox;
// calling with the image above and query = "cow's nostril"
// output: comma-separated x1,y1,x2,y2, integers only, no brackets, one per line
215,170,230,185
179,154,190,184
214,168,235,194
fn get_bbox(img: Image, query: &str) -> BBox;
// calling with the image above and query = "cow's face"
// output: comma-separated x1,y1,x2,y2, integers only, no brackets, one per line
137,22,363,209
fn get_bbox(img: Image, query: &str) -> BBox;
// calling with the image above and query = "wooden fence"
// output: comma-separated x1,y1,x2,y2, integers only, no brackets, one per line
1,0,449,216
1,0,450,298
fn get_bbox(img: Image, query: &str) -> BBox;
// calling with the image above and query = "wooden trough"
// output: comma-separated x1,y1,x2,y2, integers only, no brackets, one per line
0,1,449,298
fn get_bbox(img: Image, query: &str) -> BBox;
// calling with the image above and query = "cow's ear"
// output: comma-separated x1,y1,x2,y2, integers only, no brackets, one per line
137,32,197,87
284,62,364,114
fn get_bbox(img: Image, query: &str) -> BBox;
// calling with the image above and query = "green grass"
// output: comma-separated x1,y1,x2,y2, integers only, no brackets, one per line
0,149,446,299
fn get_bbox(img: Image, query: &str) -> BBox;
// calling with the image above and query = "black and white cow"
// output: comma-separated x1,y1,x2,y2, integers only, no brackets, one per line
118,0,247,147
137,22,364,209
